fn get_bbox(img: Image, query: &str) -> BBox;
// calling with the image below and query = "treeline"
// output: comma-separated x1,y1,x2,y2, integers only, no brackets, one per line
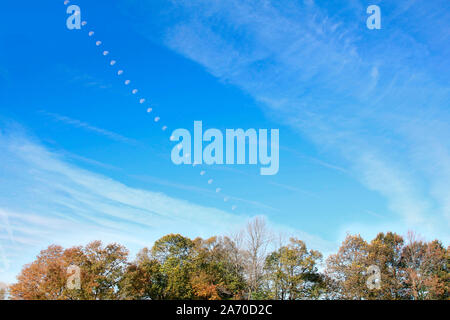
5,217,449,300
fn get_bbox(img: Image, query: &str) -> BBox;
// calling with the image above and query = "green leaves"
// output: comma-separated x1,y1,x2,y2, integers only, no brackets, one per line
264,238,323,300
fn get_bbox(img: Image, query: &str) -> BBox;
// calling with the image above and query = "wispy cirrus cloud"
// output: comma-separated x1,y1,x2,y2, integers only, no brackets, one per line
39,110,138,145
119,0,450,240
0,127,332,282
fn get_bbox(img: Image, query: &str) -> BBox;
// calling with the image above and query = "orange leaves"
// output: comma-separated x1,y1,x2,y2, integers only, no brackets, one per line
9,241,128,300
191,272,221,300
7,229,448,300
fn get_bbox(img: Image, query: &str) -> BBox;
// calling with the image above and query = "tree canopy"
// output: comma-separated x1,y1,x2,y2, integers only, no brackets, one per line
7,219,449,300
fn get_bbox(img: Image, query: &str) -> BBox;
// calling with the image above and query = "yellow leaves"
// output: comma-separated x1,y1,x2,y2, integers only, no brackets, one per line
7,230,449,300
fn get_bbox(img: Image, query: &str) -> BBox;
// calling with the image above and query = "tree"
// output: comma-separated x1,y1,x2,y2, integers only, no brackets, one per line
326,232,449,300
75,241,129,299
243,217,272,299
326,232,406,300
264,237,323,300
0,287,7,300
190,236,246,299
7,230,448,300
9,245,68,300
0,282,8,300
366,232,405,299
325,234,370,299
120,248,166,300
151,234,194,299
121,234,247,300
9,241,128,300
402,232,449,300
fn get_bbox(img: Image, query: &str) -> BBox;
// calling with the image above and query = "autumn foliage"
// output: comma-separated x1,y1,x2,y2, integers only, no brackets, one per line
7,219,449,300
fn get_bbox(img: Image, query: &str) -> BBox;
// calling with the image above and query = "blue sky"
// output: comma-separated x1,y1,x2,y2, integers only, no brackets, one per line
0,0,449,283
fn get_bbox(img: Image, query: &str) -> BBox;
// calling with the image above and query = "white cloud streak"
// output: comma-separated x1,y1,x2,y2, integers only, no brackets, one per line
0,128,331,282
120,0,450,239
39,110,138,145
